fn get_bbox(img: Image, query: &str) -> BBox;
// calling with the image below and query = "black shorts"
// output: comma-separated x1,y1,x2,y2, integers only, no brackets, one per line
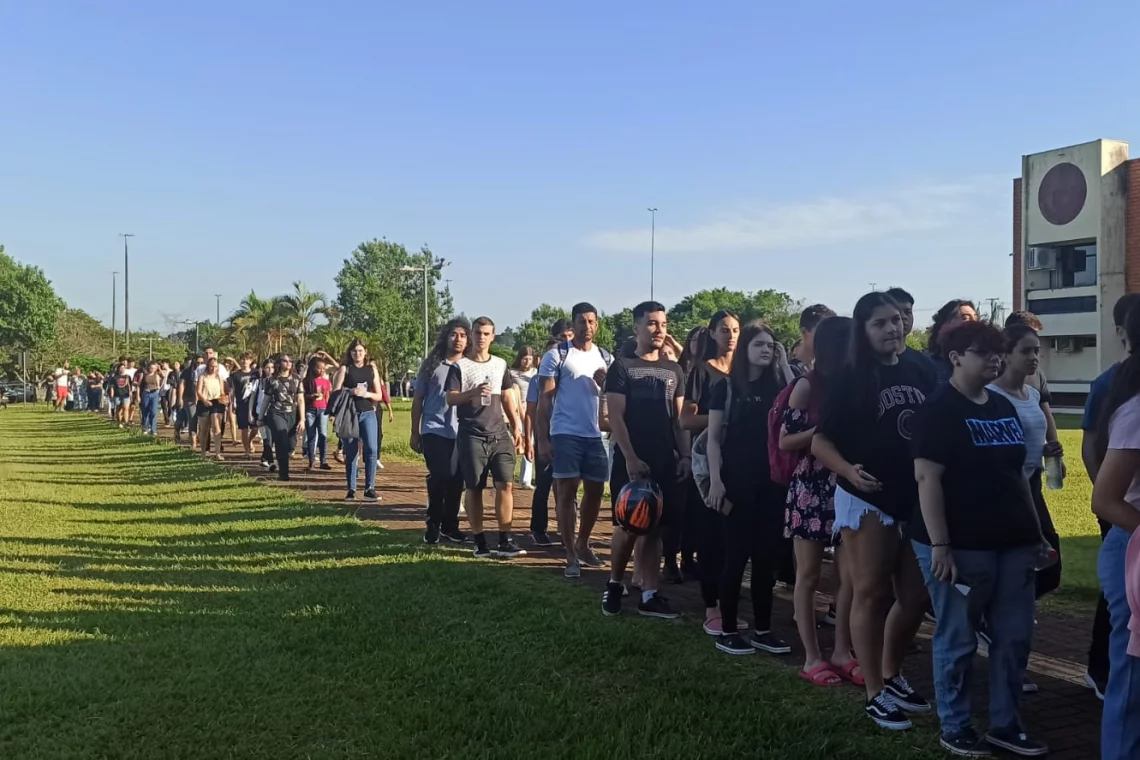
457,431,516,490
235,399,251,430
610,455,680,532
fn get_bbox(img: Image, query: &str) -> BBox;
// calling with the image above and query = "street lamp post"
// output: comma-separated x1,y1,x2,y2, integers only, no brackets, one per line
215,294,222,325
120,234,135,353
647,207,658,300
111,271,119,354
400,257,450,359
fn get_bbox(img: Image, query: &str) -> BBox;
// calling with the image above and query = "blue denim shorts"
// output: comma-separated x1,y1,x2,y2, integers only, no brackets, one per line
552,434,610,483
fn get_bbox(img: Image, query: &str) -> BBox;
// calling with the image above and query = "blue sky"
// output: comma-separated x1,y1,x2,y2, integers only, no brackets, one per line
3,1,1139,334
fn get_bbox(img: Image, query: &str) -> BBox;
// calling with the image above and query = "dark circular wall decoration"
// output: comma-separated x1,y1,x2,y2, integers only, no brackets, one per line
1038,162,1087,226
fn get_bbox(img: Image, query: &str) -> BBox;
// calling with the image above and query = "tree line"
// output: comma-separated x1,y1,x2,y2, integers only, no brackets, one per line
2,237,928,382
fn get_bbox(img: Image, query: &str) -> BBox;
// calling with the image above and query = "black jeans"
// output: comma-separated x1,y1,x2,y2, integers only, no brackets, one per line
693,481,723,608
1029,470,1063,599
530,458,555,535
423,434,464,533
266,408,298,476
1089,516,1113,679
719,480,786,635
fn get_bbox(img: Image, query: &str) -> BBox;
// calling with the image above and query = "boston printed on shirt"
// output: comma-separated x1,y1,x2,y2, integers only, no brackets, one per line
816,357,934,522
446,355,516,438
910,384,1040,551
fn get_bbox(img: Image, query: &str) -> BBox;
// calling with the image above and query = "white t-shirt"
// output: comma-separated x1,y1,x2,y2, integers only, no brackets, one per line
538,343,611,439
55,369,69,388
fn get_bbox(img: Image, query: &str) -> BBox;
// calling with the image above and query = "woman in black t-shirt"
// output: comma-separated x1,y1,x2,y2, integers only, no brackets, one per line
705,321,793,657
812,291,933,731
911,321,1047,756
261,354,305,481
332,339,385,502
679,311,738,630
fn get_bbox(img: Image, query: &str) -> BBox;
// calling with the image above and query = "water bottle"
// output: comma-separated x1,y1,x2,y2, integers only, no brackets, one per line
1044,454,1064,490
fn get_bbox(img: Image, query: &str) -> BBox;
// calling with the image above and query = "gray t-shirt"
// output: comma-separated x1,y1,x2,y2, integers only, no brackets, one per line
417,359,458,439
445,356,515,439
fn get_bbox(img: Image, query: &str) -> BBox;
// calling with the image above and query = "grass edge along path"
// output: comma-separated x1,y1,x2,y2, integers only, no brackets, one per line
0,407,941,759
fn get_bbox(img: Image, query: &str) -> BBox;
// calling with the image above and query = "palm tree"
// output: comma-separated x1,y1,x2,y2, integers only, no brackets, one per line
278,281,330,357
228,291,287,359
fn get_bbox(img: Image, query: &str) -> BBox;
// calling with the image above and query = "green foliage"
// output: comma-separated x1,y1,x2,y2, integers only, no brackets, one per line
334,239,453,378
906,328,930,353
489,343,515,363
510,304,569,353
17,309,184,379
667,288,801,345
0,245,65,353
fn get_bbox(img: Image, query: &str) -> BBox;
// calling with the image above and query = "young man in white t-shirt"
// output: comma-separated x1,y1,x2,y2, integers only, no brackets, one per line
53,364,70,411
536,302,613,578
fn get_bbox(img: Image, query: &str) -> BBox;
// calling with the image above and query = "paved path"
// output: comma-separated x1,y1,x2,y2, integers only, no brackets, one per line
155,422,1104,759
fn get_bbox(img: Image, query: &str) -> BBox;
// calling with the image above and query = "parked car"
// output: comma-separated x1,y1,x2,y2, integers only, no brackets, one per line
2,383,36,403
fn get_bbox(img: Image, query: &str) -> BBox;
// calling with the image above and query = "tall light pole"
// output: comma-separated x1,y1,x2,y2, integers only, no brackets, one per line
111,271,119,354
120,234,135,354
400,256,450,359
214,294,222,325
647,207,658,300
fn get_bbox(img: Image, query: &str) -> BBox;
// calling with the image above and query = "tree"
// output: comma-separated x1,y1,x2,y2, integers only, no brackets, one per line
0,245,65,352
334,239,451,379
278,281,330,357
668,288,801,346
228,291,287,358
906,328,930,353
511,304,570,353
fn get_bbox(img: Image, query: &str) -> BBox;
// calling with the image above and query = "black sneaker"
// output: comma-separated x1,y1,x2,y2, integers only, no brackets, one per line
940,728,991,757
984,729,1047,757
344,490,356,502
440,528,468,544
320,462,332,471
637,593,679,619
530,531,557,547
494,539,526,558
662,560,683,585
260,460,271,470
865,692,912,731
716,633,755,656
278,473,290,481
750,631,792,654
883,674,931,713
423,524,440,544
268,463,278,473
363,489,379,502
602,582,623,616
473,543,492,559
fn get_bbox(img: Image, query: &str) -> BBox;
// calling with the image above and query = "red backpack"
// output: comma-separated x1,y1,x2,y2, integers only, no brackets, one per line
767,377,802,486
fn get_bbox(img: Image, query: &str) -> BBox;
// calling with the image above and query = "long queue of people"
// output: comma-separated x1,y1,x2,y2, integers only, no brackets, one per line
401,293,1139,759
53,289,1140,758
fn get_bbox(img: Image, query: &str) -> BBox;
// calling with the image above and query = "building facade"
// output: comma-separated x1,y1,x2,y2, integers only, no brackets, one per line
1012,138,1140,407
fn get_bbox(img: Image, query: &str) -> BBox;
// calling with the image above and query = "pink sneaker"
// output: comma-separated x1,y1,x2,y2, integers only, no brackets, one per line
702,615,746,636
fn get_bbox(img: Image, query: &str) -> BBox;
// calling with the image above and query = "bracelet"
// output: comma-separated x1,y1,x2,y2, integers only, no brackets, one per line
930,541,951,548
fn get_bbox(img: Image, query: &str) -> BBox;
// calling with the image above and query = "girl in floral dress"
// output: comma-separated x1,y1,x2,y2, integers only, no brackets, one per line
781,316,861,687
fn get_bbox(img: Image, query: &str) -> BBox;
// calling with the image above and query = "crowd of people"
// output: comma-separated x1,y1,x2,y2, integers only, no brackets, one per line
46,287,1140,759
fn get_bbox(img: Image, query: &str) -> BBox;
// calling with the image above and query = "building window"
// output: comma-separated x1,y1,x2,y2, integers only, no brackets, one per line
1030,295,1097,314
1027,241,1097,289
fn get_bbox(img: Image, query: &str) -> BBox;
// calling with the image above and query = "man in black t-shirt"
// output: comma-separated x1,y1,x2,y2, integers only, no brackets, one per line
177,359,200,448
602,301,688,620
228,354,256,458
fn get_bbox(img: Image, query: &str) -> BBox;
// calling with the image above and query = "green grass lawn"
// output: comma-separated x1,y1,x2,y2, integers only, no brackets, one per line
0,407,941,759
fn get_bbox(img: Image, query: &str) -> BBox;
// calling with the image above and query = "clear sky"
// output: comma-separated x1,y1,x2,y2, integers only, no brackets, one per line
3,1,1139,333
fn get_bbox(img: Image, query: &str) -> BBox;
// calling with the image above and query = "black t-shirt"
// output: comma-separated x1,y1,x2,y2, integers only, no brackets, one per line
87,375,102,390
265,375,302,413
817,358,934,520
684,361,728,416
910,384,1039,550
180,368,198,403
900,346,938,388
605,355,685,468
709,374,782,484
229,370,253,405
112,373,134,399
344,364,378,413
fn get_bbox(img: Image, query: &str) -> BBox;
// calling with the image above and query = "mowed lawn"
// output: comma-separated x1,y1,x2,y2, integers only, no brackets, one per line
0,407,941,760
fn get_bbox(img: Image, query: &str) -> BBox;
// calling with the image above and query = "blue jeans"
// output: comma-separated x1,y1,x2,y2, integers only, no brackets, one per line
304,409,329,465
912,541,1037,737
140,390,160,435
1098,527,1140,760
344,410,378,492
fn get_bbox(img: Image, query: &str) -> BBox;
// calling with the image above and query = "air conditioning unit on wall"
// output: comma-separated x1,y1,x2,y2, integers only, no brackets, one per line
1027,248,1055,269
1055,337,1081,353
